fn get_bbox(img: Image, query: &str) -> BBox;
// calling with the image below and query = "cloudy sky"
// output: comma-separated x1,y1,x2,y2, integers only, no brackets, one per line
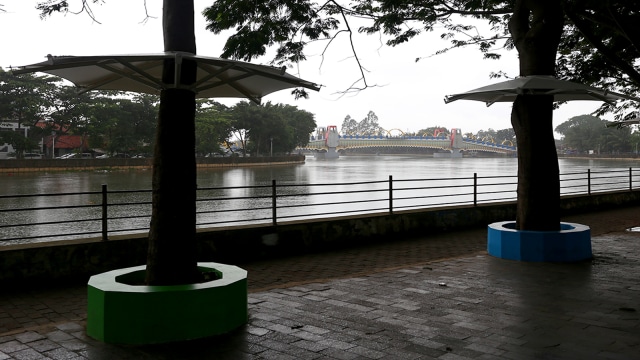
1,1,607,137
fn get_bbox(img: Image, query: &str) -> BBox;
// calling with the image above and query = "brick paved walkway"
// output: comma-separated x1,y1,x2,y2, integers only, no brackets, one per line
1,207,639,359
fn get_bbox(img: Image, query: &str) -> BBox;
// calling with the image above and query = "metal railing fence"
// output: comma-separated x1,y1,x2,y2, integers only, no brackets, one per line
1,168,639,245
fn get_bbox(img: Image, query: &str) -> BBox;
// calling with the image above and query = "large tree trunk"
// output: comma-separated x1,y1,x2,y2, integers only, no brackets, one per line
508,0,564,231
146,0,201,285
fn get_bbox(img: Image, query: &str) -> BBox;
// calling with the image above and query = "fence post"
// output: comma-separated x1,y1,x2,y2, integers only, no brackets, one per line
389,175,393,214
630,167,633,191
101,184,108,241
473,173,478,206
587,169,591,195
272,179,277,226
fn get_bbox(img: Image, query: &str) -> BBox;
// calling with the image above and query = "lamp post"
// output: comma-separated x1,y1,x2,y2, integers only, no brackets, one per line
270,137,273,157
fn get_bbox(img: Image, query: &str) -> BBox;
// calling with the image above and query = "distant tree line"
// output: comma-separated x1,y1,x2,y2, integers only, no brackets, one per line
339,111,518,146
0,69,316,158
555,115,640,154
339,110,638,154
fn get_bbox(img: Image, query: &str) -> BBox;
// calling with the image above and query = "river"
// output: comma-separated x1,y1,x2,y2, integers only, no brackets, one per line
1,155,639,244
4,155,638,194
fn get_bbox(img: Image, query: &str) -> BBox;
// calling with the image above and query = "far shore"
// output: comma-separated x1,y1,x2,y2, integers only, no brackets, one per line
0,155,306,174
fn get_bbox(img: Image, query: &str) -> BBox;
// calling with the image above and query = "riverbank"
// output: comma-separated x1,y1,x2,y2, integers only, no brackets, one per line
0,155,306,173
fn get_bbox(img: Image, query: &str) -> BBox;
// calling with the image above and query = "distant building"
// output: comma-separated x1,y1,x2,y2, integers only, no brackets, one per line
34,121,89,158
0,120,33,159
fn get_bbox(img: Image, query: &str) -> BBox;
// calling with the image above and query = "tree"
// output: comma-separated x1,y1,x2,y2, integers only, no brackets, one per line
228,101,316,155
230,101,263,156
0,70,46,157
33,0,236,285
195,100,232,156
282,105,316,150
142,0,202,285
37,0,207,284
45,86,95,150
84,96,122,154
0,69,58,156
0,130,40,158
204,0,640,231
357,111,383,136
556,115,632,154
558,1,640,118
89,95,158,155
495,128,516,145
338,111,384,136
340,115,358,135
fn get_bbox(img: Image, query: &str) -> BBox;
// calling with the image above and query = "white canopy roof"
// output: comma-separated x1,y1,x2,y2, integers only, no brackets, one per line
13,52,320,103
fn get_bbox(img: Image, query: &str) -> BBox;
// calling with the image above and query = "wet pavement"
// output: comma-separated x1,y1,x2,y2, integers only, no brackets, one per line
1,207,639,359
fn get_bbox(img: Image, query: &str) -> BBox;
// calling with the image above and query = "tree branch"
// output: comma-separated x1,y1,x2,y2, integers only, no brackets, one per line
566,10,640,86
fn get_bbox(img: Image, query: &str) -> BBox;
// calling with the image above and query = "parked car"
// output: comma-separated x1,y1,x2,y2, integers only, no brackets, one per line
6,152,41,159
57,153,92,159
23,153,43,159
96,154,109,159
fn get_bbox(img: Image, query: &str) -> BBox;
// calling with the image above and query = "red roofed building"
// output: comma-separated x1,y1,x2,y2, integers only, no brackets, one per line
35,121,89,158
44,134,89,156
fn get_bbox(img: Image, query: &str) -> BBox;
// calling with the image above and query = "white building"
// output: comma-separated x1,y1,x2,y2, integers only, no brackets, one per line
0,121,32,159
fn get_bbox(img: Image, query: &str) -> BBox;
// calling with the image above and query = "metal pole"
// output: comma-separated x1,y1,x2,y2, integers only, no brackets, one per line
588,169,591,195
473,173,477,206
389,175,393,214
630,167,633,191
272,179,277,226
101,184,108,241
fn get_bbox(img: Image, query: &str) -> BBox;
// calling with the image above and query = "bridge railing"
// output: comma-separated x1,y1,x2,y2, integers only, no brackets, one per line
1,168,638,245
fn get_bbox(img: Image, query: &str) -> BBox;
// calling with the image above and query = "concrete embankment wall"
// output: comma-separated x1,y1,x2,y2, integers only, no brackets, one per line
2,190,640,286
0,155,305,173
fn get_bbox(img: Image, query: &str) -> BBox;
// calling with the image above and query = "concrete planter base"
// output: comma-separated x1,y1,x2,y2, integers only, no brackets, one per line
87,262,247,344
487,221,592,262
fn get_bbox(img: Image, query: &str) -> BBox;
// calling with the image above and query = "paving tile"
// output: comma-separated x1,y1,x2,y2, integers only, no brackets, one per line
43,346,81,360
14,332,46,344
12,348,51,359
1,207,640,359
0,340,28,354
27,339,59,353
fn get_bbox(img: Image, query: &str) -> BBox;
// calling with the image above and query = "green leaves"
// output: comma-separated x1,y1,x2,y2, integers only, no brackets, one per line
555,114,634,154
228,100,316,155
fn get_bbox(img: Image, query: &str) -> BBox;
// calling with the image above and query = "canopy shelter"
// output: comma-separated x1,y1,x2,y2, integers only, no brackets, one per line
444,75,638,106
12,52,320,103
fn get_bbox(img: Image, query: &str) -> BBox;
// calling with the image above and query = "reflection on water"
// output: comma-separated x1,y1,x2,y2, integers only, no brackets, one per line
1,156,638,244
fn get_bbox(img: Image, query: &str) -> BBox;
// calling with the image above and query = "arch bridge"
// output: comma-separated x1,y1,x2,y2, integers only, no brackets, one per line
301,127,516,158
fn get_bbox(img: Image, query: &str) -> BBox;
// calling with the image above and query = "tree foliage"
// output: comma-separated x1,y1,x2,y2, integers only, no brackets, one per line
339,111,383,135
340,115,358,135
195,100,233,156
0,69,56,126
207,0,601,230
0,70,159,156
555,115,633,154
230,101,316,155
416,127,449,137
204,0,639,118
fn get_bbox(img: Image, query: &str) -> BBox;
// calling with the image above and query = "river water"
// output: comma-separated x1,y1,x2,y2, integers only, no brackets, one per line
1,155,639,244
4,155,638,194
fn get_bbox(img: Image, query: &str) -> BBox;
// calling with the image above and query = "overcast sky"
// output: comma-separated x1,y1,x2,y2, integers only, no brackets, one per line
0,1,608,137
